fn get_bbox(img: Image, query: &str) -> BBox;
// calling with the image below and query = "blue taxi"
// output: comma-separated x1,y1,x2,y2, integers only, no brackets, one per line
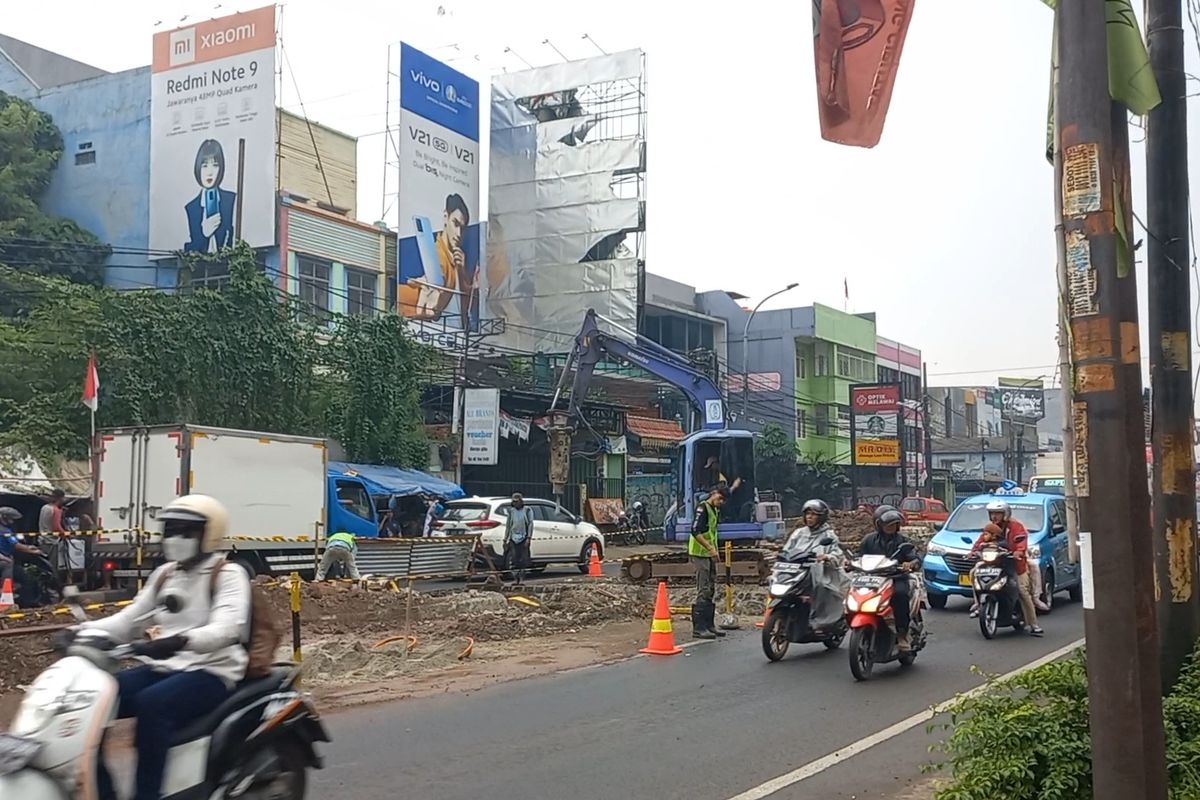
922,486,1083,611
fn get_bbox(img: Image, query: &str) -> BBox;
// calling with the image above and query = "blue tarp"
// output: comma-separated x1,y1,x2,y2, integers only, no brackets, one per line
328,461,465,501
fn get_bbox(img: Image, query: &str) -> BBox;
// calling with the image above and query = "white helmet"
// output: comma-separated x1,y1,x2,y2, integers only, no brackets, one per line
160,494,229,553
985,499,1012,520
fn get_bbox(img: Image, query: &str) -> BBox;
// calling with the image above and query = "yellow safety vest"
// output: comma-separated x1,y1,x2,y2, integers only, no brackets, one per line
327,532,356,552
688,502,718,558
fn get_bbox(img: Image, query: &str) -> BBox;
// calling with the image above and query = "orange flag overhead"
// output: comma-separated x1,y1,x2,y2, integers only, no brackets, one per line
813,0,917,148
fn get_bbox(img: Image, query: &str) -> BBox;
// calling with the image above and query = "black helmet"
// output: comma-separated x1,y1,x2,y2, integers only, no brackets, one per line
872,504,898,522
875,508,905,532
802,499,830,527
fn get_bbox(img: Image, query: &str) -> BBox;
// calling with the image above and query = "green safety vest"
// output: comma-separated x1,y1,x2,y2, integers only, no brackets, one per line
688,502,718,558
327,532,357,552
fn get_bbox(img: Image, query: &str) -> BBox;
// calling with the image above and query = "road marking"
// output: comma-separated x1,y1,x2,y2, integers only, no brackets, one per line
723,637,1086,800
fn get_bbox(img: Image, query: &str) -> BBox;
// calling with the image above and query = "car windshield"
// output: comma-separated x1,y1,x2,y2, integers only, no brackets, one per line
441,504,490,522
945,501,1045,532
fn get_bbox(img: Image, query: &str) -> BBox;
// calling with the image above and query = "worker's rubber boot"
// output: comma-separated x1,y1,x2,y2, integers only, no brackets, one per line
705,602,727,637
692,605,717,640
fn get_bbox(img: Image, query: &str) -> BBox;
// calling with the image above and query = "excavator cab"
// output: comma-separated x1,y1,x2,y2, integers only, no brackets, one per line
669,430,784,544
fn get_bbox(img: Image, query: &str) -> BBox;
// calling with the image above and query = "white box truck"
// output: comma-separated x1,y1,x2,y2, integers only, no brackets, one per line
94,424,327,583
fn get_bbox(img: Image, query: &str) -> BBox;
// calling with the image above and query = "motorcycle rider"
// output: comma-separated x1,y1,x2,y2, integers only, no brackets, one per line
782,499,850,631
0,506,48,602
858,506,921,650
65,495,252,800
974,499,1043,636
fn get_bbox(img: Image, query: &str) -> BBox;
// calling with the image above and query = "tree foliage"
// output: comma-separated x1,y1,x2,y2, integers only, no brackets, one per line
0,244,433,467
0,92,110,286
930,644,1200,800
754,423,850,515
318,313,431,466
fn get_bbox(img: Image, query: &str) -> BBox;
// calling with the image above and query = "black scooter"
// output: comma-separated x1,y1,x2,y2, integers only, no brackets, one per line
762,534,848,661
973,545,1025,639
14,550,62,609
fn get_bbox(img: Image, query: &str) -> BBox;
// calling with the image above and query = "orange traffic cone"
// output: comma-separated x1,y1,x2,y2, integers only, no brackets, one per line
0,577,13,613
640,581,683,656
587,543,603,577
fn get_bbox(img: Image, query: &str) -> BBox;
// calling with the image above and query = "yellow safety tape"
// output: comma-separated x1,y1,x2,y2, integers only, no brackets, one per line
3,598,133,621
508,596,541,607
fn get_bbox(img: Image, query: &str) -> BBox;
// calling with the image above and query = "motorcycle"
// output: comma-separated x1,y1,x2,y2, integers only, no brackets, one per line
0,588,329,799
844,543,928,681
761,535,848,661
14,551,63,609
614,502,650,546
973,545,1026,639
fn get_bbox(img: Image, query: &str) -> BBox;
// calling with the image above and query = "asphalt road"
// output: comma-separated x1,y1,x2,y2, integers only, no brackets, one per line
314,594,1084,800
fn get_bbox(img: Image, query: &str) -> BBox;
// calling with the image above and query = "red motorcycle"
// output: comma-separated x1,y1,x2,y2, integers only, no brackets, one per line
844,544,928,681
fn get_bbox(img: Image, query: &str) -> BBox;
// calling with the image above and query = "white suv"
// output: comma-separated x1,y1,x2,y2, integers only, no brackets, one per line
436,496,605,573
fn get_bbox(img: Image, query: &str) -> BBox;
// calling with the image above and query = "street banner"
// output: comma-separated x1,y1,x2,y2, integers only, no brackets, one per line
149,6,277,255
998,377,1046,422
851,384,902,467
463,388,500,466
812,0,916,148
395,43,481,334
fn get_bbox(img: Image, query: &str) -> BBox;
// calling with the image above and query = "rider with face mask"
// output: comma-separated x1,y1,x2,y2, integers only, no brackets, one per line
858,506,920,650
69,495,252,800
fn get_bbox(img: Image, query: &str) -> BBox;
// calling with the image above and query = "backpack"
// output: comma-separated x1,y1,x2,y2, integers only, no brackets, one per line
152,557,281,679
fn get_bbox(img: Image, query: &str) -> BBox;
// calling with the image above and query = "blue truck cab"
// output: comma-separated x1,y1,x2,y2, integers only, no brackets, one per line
921,487,1083,610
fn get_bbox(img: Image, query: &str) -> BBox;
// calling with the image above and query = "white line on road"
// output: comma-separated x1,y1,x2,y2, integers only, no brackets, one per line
723,637,1086,800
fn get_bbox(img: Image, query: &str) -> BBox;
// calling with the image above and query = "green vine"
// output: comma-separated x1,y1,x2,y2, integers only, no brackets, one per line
0,244,433,467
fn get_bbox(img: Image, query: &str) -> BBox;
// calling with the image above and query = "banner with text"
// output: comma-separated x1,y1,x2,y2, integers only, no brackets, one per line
396,43,481,337
463,388,500,466
852,384,902,466
150,6,276,255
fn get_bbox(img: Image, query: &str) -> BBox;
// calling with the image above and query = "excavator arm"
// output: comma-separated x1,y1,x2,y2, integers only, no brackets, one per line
555,309,726,431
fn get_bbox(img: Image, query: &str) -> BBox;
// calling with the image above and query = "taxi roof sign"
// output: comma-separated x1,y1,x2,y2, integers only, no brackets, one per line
993,479,1026,497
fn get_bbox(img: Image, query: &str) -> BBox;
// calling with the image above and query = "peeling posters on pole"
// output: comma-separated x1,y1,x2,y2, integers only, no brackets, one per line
811,0,916,148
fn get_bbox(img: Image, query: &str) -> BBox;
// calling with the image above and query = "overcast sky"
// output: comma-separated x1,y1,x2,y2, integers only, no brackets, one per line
4,0,1199,389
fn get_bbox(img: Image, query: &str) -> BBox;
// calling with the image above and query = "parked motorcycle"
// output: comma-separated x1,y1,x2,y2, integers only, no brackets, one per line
844,544,928,681
0,589,329,799
615,502,650,545
973,545,1026,639
761,535,848,661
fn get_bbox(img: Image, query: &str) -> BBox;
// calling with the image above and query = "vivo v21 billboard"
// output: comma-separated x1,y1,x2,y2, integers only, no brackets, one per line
395,43,481,334
149,6,277,255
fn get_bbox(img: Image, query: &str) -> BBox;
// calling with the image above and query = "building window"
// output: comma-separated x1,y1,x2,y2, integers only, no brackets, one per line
814,405,829,436
190,258,230,291
836,405,851,437
297,254,332,322
836,348,874,381
74,150,96,166
346,268,377,317
798,409,808,439
815,354,828,376
796,354,807,381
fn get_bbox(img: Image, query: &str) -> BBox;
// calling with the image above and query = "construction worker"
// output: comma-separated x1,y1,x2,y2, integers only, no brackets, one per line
690,486,729,640
316,531,360,580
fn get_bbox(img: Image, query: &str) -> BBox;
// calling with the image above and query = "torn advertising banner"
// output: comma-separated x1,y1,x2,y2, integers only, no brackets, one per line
812,0,917,148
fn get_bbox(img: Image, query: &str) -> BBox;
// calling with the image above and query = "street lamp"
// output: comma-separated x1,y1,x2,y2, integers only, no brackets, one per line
742,282,799,419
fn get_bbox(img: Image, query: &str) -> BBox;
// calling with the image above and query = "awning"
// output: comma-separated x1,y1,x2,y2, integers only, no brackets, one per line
626,415,685,448
328,461,465,500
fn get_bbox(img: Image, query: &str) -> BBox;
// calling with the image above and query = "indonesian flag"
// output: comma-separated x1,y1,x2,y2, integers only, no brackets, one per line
82,352,99,412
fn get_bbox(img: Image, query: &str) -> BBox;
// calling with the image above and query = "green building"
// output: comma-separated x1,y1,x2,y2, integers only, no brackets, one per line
793,305,878,463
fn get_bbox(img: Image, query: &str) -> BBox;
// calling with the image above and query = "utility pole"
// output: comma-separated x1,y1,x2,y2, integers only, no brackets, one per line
922,362,933,497
1056,1,1167,797
1146,0,1198,690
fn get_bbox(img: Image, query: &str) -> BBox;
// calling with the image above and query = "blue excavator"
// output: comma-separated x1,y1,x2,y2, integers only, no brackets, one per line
552,309,785,582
